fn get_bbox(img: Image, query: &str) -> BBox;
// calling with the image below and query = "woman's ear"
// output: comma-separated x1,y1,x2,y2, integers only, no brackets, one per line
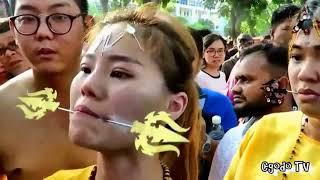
167,92,188,120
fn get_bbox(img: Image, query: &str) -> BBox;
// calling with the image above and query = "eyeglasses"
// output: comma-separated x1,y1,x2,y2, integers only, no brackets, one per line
9,13,83,36
205,49,225,56
0,41,19,56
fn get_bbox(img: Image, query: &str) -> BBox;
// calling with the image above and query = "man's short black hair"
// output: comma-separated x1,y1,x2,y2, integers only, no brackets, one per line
0,19,10,34
188,27,211,57
271,4,300,28
239,43,288,77
10,0,89,14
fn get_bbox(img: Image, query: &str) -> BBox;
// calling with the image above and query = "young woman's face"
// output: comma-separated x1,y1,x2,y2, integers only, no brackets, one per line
69,23,174,152
289,28,320,119
203,39,225,69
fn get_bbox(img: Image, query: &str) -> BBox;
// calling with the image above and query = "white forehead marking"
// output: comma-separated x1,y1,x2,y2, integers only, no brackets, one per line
86,23,144,56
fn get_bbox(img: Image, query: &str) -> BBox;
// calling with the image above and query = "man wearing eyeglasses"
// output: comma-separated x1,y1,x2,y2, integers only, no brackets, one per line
0,18,29,78
0,0,96,180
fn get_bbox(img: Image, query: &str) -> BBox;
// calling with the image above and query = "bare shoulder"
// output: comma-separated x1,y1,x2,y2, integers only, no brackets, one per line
0,70,34,125
0,70,35,171
0,70,34,107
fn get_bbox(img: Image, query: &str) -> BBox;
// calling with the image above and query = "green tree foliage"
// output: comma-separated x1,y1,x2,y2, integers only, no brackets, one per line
190,19,215,30
135,0,171,8
164,1,177,13
204,0,304,38
242,0,304,37
176,16,216,31
176,16,189,25
109,0,130,11
204,0,268,38
100,0,109,13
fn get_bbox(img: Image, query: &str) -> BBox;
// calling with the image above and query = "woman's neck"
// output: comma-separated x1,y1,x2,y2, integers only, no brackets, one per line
305,116,320,142
95,151,163,180
204,67,219,76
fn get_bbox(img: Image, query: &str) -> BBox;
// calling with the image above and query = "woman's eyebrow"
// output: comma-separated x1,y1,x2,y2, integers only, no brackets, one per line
105,54,143,66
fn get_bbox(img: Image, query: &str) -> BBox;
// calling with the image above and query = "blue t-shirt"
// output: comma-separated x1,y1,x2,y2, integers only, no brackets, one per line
199,88,238,133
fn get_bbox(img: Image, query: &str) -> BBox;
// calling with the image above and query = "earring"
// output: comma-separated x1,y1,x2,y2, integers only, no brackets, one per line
261,79,287,105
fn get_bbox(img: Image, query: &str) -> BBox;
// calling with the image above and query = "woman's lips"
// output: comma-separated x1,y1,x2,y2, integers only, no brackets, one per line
298,89,320,96
297,89,320,102
74,105,100,119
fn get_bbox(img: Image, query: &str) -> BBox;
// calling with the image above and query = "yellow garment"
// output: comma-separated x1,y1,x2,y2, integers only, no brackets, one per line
45,166,95,180
225,111,320,180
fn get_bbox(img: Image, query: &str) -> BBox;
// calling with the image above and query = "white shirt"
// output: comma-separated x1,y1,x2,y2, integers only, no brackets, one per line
208,117,258,180
195,70,227,95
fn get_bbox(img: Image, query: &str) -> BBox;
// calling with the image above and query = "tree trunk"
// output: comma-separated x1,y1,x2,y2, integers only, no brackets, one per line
235,12,241,38
230,7,237,39
230,3,245,39
0,0,10,17
143,0,160,4
4,0,10,16
151,0,161,4
100,0,109,13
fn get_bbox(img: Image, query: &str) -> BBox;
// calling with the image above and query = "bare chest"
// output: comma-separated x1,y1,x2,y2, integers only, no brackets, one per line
1,114,96,180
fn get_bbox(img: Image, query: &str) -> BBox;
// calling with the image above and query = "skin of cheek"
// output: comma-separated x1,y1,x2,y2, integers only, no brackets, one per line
288,60,320,118
244,82,263,104
69,73,171,150
107,85,169,124
100,84,170,149
288,61,298,92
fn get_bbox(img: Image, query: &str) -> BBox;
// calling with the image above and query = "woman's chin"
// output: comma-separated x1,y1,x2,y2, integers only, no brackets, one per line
299,104,320,119
69,129,135,152
69,129,93,147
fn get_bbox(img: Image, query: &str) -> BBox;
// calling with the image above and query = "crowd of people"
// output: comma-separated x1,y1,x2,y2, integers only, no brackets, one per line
0,0,319,180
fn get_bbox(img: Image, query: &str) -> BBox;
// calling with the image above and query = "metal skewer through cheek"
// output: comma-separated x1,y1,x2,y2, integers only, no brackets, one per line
57,107,132,128
286,90,298,94
100,119,132,128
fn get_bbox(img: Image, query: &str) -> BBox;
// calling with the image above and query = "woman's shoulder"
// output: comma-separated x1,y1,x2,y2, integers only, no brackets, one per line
253,111,303,135
44,166,95,180
195,70,207,81
258,111,303,124
238,111,303,155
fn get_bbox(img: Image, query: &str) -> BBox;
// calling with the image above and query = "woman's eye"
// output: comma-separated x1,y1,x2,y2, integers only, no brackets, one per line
110,70,132,79
80,66,91,74
290,54,303,62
